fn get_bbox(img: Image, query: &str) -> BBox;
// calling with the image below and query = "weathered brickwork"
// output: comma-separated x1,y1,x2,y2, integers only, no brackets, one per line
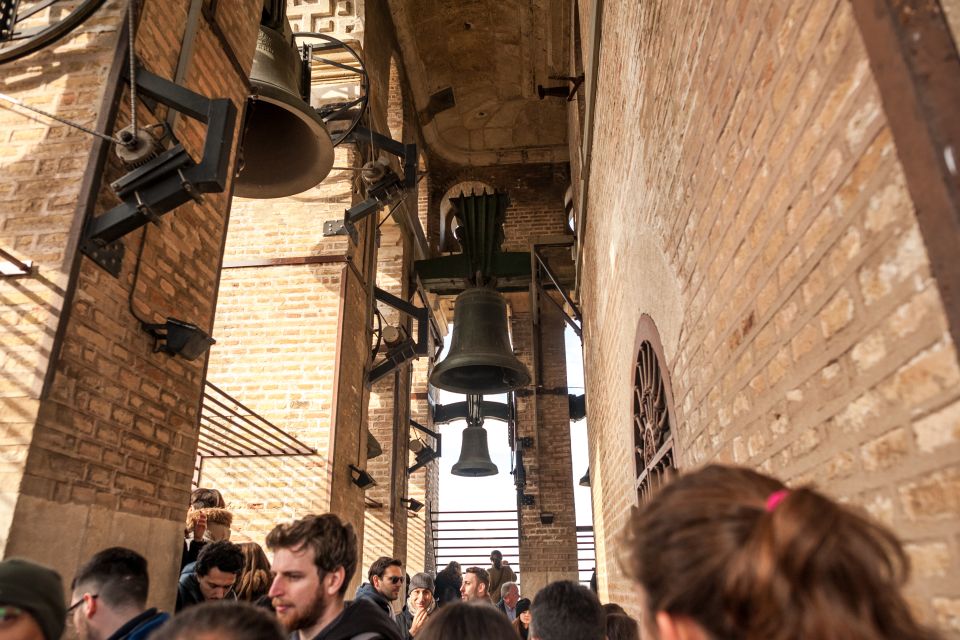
363,218,412,571
0,0,260,610
407,354,439,575
1,0,127,544
577,0,960,631
510,293,579,596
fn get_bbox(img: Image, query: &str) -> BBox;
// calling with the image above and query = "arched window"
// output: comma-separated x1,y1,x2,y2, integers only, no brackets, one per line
633,315,677,503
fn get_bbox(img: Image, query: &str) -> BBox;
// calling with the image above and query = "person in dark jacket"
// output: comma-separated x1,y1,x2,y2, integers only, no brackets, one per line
71,547,169,640
176,540,243,612
266,514,402,640
395,573,436,639
354,556,404,617
433,562,461,608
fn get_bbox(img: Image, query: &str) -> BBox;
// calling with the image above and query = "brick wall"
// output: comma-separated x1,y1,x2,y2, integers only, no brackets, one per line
0,0,260,610
0,0,127,548
202,135,358,544
510,292,579,596
577,0,960,632
407,354,439,575
362,217,412,572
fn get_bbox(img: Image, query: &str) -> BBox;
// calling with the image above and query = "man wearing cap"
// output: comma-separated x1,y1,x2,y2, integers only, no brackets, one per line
394,573,435,639
0,558,66,640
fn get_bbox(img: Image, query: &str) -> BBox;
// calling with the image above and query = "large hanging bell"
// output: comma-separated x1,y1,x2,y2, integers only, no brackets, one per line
451,424,498,477
234,21,334,199
430,288,531,395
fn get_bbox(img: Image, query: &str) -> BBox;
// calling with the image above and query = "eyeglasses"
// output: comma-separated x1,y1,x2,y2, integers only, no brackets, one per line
66,595,98,614
386,576,403,585
0,606,24,622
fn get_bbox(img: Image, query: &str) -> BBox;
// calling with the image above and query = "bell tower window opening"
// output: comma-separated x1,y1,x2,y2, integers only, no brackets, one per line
633,316,676,504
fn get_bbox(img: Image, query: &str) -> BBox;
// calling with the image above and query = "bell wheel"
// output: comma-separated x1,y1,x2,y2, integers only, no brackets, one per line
0,0,108,64
293,31,368,148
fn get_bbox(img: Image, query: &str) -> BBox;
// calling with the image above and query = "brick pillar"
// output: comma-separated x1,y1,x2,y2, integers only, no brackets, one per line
363,221,413,569
0,0,260,610
407,339,440,575
510,292,578,595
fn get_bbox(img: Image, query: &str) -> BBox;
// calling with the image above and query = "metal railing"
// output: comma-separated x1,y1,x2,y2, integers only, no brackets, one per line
432,509,520,578
576,525,596,586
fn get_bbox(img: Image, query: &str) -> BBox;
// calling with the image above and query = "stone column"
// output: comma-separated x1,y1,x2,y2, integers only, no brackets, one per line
0,0,260,610
510,292,579,596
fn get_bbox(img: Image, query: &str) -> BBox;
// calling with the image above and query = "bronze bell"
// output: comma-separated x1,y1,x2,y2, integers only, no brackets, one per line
451,423,498,477
430,287,531,395
234,20,334,199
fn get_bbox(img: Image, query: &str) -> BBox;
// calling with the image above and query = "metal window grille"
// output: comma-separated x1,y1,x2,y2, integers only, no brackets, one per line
633,339,676,503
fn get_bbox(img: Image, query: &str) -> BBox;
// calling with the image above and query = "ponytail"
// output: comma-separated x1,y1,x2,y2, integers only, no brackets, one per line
625,465,940,640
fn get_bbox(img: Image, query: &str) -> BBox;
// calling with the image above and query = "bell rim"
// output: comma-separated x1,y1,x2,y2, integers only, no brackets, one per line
234,82,335,199
450,463,499,477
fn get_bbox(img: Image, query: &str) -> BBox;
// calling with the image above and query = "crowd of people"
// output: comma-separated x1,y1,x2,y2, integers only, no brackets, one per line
0,465,942,639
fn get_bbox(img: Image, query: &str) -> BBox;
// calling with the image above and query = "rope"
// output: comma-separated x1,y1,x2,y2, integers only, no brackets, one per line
0,91,119,144
127,0,138,135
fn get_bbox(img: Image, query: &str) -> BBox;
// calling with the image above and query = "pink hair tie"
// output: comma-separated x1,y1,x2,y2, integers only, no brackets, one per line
765,489,790,512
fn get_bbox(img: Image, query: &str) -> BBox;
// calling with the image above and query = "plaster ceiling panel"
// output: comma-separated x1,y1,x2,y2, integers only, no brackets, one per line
388,0,570,165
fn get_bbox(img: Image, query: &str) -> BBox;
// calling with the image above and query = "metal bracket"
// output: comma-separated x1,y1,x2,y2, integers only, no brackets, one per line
408,419,442,474
367,286,430,385
516,436,533,450
81,66,237,276
323,219,348,237
323,126,417,243
432,398,513,425
520,493,536,507
79,237,124,277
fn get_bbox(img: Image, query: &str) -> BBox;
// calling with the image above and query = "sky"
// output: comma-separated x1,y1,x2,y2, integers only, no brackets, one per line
434,326,594,582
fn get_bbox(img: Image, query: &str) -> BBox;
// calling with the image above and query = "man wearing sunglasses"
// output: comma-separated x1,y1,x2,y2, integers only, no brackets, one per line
0,558,65,640
355,556,404,617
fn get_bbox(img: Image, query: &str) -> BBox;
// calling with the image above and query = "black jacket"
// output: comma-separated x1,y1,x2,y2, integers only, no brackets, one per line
106,609,169,640
394,609,413,640
176,561,237,612
354,582,392,617
299,598,402,640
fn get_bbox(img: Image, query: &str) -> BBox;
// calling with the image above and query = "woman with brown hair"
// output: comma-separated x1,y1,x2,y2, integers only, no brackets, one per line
626,465,941,640
511,598,531,639
235,542,272,603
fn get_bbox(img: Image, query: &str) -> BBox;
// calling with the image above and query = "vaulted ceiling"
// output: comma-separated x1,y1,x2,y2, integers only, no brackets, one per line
387,0,571,167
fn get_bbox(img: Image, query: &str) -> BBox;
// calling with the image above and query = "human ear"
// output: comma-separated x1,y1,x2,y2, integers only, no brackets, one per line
326,567,346,596
655,612,707,640
83,593,98,618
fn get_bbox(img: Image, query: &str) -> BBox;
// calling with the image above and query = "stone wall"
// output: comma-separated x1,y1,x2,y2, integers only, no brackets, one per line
576,0,960,633
0,0,260,610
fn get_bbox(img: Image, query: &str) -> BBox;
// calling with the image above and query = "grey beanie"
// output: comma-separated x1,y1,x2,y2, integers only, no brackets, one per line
0,558,66,640
409,572,435,593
